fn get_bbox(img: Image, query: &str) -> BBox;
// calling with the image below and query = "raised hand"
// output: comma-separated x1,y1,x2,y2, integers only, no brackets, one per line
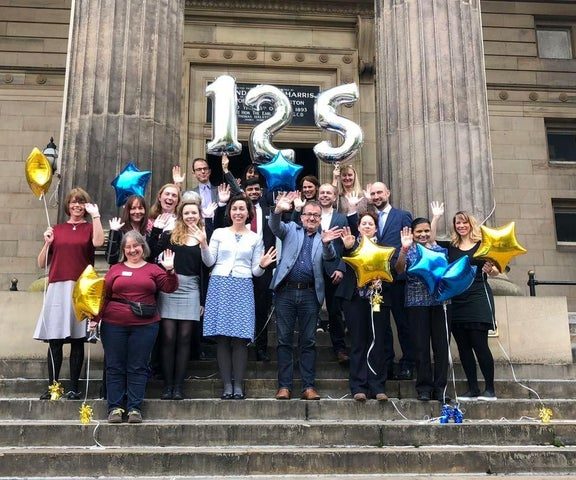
345,192,361,212
293,192,306,212
153,212,172,230
400,226,413,250
321,226,344,244
109,217,125,231
431,201,444,218
221,154,230,173
84,203,100,218
203,202,217,219
275,191,296,213
259,246,277,268
218,183,231,204
341,226,356,249
190,224,207,247
363,183,373,201
332,164,341,182
172,165,185,185
159,249,175,271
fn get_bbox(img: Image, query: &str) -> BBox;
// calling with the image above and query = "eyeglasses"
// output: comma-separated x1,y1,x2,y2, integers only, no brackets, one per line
194,167,210,172
69,200,85,205
302,213,321,219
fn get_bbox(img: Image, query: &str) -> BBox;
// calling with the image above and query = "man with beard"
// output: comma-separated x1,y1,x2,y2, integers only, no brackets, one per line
369,182,414,380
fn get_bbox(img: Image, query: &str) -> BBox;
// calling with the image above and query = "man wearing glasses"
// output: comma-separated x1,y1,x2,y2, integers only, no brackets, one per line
269,192,342,401
191,158,217,216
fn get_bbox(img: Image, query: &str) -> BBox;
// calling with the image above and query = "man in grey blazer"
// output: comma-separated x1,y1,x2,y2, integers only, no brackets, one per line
191,157,218,216
269,192,342,400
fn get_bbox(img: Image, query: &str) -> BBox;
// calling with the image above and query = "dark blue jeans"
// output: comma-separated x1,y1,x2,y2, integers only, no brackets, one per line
101,322,159,413
275,287,319,391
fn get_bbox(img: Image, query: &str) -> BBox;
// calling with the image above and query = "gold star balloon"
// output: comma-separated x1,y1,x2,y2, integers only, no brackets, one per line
72,265,105,322
473,222,527,273
342,236,395,288
25,147,53,198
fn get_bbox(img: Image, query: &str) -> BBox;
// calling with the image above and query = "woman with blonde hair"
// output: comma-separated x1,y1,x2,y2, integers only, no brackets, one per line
332,164,368,215
448,211,499,401
149,199,207,400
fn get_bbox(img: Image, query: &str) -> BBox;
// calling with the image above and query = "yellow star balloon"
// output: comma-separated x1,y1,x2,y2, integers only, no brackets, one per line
25,147,53,198
72,265,105,322
342,236,395,288
473,222,527,273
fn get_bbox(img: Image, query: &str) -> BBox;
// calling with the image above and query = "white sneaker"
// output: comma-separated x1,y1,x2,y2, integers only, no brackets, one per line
478,390,497,401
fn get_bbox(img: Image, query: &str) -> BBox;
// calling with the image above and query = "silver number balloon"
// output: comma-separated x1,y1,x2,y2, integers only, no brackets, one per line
206,75,242,156
313,83,364,164
244,84,294,164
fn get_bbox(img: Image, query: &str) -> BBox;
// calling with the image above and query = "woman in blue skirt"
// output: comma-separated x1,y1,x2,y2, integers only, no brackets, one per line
197,195,276,399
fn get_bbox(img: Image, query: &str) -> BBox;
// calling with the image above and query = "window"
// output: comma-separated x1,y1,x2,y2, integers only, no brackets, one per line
546,119,576,164
537,27,573,59
552,199,576,247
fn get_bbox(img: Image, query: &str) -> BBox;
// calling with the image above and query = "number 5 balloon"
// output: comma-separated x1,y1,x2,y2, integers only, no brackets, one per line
313,83,364,165
206,75,242,156
244,84,294,164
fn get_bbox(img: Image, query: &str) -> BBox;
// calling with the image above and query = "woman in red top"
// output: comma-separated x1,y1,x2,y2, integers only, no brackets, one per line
100,231,178,423
34,187,104,400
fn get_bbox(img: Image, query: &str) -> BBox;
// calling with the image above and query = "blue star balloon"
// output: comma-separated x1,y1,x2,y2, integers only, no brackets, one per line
111,162,151,207
407,243,448,295
257,151,303,192
434,256,477,302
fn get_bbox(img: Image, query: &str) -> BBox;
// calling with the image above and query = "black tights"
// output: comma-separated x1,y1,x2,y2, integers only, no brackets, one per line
216,336,248,396
47,339,84,392
161,319,194,387
452,327,495,392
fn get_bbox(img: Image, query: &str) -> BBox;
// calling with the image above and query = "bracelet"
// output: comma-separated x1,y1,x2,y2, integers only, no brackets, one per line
167,268,175,274
92,215,100,219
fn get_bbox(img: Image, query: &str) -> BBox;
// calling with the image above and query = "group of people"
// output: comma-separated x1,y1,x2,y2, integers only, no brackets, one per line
34,157,498,424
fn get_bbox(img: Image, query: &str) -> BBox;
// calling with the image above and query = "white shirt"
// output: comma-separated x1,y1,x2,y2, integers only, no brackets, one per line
321,209,334,232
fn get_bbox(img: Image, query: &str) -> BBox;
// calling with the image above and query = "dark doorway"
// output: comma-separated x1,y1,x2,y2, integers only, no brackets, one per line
205,143,318,188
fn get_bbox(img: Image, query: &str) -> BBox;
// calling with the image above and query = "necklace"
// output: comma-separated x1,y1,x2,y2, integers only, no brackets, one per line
68,220,85,231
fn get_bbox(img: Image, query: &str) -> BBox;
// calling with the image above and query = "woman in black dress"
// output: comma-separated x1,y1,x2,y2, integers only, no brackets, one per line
448,211,499,401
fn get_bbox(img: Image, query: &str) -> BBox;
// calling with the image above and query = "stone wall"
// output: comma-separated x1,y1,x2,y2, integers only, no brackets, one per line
0,0,575,312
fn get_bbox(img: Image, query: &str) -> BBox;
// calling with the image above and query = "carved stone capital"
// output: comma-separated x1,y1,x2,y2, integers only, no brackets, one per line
185,0,373,15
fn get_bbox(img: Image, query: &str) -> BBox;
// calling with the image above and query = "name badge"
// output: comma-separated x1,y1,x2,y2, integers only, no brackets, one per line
121,271,133,277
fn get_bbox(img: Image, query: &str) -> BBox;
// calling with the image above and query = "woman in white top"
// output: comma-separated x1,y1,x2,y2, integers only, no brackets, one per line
197,195,276,399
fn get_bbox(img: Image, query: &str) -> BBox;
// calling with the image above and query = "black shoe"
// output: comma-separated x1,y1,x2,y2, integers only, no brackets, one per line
65,391,81,400
233,392,245,400
172,386,185,401
220,392,234,400
478,389,497,401
394,367,413,380
433,389,451,403
161,386,173,400
458,389,481,401
417,391,431,402
39,390,51,400
256,349,271,362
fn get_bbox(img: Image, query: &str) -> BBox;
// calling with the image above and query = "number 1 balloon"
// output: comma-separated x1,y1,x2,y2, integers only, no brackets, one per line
244,84,295,164
313,83,364,165
206,75,242,156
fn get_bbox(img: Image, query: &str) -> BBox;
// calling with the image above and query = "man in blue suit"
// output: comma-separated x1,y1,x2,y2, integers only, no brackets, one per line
269,192,341,400
369,182,414,380
191,158,218,217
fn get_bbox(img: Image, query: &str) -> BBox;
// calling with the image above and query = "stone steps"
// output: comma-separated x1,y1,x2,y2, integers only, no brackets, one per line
0,445,574,477
2,378,575,399
0,398,573,421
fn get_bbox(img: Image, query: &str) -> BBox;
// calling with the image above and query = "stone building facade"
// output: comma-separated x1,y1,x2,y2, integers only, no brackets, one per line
0,0,575,308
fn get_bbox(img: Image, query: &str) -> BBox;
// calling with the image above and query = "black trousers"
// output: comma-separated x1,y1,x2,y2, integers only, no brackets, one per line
389,281,414,369
254,270,273,352
342,295,389,396
452,326,495,392
407,304,450,395
323,274,347,354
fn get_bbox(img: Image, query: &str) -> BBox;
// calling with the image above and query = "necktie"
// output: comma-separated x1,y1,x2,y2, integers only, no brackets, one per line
250,214,257,233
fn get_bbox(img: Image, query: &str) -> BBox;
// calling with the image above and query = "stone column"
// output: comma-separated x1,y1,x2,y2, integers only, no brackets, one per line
374,0,494,230
60,0,184,219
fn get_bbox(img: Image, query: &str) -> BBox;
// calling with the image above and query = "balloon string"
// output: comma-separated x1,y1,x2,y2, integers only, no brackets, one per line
443,303,458,405
366,287,378,376
482,280,545,406
248,305,275,346
42,194,51,227
479,198,497,226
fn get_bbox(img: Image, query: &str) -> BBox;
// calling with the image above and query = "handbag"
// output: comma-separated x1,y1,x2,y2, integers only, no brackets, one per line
111,297,157,318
